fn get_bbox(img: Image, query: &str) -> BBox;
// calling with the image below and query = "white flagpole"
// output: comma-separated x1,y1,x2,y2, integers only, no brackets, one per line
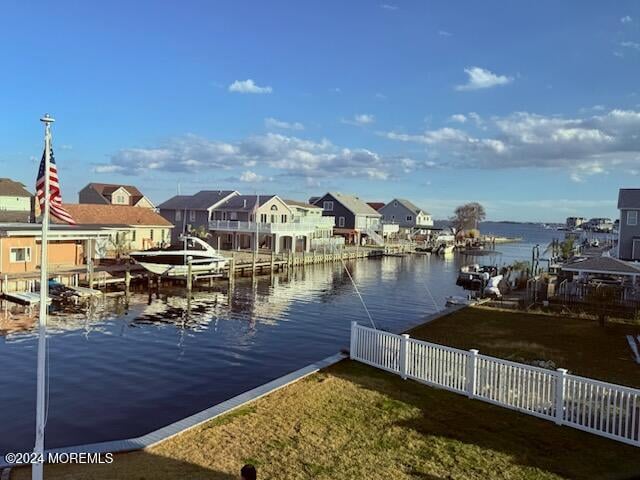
33,113,54,480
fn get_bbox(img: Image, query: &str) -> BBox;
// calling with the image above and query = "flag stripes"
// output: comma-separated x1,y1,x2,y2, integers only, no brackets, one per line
36,148,76,225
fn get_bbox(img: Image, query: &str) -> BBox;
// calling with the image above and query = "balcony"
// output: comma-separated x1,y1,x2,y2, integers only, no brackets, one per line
209,218,332,235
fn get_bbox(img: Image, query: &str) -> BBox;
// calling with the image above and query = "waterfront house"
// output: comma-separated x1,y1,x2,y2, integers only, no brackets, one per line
0,178,33,223
566,216,586,230
0,223,107,276
158,190,238,243
79,183,155,209
210,195,322,252
617,189,640,260
283,199,338,250
60,204,173,257
311,192,382,245
584,217,614,233
379,198,433,230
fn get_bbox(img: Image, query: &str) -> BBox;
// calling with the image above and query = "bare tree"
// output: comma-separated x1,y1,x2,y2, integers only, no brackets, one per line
450,202,486,233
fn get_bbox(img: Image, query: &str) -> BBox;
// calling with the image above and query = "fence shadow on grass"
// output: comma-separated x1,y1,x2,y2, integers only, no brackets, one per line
329,360,640,480
9,450,238,480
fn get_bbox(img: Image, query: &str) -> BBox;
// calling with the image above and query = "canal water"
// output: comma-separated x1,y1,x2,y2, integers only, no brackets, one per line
0,223,595,453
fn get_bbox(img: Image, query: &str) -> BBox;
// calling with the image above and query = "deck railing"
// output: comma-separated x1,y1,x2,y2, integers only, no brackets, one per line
350,322,640,447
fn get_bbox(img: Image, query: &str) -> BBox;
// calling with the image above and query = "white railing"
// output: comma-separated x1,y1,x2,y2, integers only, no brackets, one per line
364,226,385,246
209,220,319,234
350,322,640,447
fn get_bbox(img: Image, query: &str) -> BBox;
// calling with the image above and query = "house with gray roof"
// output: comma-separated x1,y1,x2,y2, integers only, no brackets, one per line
0,178,33,223
209,194,321,252
79,183,155,209
158,190,238,242
379,198,433,230
312,192,382,244
617,188,640,260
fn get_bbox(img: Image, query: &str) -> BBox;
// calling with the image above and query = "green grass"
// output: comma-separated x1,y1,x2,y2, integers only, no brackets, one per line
409,306,640,388
14,360,640,480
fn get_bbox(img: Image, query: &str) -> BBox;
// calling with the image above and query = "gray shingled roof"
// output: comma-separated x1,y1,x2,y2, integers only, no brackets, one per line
618,189,640,209
216,195,278,211
158,190,237,210
392,198,430,215
562,256,640,275
324,192,381,216
0,178,32,197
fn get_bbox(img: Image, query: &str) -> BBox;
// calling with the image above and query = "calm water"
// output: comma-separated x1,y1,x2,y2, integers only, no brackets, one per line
0,223,580,453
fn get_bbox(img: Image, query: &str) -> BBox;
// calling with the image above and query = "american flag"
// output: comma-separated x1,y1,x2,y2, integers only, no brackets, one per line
35,148,76,225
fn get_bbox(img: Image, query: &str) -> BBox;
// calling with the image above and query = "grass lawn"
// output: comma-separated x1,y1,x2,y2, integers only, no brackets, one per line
13,360,640,480
409,306,640,389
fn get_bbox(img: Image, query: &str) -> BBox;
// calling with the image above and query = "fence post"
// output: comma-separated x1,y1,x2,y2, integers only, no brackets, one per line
555,368,567,425
467,349,479,398
400,334,410,380
350,321,358,360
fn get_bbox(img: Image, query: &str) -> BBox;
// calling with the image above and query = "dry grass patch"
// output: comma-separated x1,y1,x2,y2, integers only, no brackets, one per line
409,306,640,388
12,360,640,480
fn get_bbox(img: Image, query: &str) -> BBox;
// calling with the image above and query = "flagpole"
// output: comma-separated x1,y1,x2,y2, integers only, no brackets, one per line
33,113,54,480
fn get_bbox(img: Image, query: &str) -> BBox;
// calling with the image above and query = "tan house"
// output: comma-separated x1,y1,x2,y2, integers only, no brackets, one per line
79,183,155,209
61,204,173,256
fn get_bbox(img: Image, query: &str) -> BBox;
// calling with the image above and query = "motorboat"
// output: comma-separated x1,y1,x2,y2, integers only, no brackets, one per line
436,243,455,255
129,236,228,277
456,264,498,291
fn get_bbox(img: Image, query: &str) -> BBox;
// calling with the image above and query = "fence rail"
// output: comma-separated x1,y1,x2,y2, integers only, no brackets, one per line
350,322,640,447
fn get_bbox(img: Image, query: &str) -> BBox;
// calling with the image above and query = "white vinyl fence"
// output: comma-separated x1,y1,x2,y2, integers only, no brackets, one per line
350,322,640,447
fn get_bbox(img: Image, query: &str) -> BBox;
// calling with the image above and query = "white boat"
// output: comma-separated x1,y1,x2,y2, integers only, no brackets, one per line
129,236,228,277
437,244,455,255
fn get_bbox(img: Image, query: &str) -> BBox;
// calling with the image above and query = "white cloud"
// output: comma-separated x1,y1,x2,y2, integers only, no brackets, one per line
438,30,452,37
93,165,126,173
380,4,398,10
455,66,513,91
449,114,467,123
342,114,375,126
382,108,640,180
265,117,304,130
228,79,273,94
621,41,640,51
621,15,633,24
239,170,265,183
98,132,415,183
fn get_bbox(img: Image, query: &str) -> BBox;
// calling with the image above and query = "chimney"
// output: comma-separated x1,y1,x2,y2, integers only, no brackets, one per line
243,199,247,208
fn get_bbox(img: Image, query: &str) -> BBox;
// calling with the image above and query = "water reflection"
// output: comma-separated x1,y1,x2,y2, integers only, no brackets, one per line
0,232,548,453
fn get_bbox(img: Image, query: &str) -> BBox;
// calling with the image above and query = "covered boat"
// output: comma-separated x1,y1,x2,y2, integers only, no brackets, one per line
129,236,228,277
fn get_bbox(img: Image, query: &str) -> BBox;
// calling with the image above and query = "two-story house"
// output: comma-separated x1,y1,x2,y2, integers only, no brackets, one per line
0,178,33,222
284,199,336,250
158,190,238,243
210,194,311,252
79,183,155,209
312,192,382,245
379,198,433,230
617,189,640,260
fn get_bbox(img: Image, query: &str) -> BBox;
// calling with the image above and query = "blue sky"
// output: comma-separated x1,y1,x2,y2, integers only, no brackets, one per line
1,1,639,221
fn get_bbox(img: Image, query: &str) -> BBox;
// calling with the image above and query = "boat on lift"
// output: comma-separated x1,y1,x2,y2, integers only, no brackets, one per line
129,236,228,277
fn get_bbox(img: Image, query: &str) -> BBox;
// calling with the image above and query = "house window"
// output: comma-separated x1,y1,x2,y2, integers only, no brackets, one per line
150,229,154,240
281,214,287,223
260,214,268,223
406,215,413,221
628,210,638,226
222,211,228,221
10,247,31,263
230,212,238,220
394,201,398,207
175,210,182,222
271,205,278,211
323,201,334,211
338,216,345,227
131,230,136,241
161,229,166,241
189,210,196,222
